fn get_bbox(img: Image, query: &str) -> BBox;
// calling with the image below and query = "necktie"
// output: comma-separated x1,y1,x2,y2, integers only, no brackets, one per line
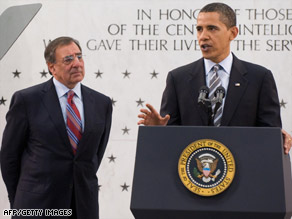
209,64,222,126
66,90,82,154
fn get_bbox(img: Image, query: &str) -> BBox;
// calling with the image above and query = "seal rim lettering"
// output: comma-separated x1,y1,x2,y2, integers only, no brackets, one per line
178,139,236,196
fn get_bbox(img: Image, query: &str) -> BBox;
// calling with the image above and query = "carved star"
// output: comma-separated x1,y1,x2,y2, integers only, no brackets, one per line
0,97,7,105
95,70,103,78
121,183,130,192
280,99,287,108
111,98,117,107
150,70,159,79
122,126,130,135
12,69,21,78
122,70,131,79
40,69,48,78
108,154,116,163
136,98,144,107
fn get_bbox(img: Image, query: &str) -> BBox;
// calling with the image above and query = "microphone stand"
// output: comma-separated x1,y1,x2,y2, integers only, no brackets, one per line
207,101,213,126
199,99,213,126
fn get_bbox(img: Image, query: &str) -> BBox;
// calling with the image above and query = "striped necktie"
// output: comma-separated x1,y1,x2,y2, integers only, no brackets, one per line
66,90,82,154
209,64,222,126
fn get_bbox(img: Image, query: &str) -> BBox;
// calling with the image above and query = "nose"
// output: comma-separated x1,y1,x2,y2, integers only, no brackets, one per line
72,55,83,67
198,29,209,41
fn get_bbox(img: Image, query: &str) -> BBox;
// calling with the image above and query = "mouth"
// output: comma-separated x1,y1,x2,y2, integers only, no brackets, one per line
71,71,82,75
200,44,212,52
70,72,83,78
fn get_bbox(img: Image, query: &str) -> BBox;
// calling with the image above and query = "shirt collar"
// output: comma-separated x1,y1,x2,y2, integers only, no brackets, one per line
53,77,82,99
204,52,233,76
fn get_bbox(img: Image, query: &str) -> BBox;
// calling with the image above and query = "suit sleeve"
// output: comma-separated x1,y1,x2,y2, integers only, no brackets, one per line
97,97,112,168
0,92,28,206
256,70,282,127
160,71,181,125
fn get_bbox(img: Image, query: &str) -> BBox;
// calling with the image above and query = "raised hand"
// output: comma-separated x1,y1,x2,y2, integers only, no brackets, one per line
138,103,170,126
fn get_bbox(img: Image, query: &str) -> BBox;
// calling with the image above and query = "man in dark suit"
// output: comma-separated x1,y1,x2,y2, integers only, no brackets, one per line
0,37,112,218
138,3,292,154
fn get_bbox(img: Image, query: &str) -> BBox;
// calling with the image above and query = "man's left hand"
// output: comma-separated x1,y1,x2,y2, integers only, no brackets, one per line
282,129,292,155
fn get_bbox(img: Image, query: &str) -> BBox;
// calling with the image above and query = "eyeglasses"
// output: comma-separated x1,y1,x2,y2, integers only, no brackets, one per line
59,53,84,65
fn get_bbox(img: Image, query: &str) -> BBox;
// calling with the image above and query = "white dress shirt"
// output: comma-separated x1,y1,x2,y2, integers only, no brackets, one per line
204,52,233,109
53,77,85,131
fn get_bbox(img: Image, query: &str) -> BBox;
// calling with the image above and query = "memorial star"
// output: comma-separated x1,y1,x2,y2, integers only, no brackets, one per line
136,98,144,107
150,70,159,79
108,154,117,163
122,70,131,78
0,97,7,105
121,183,130,192
122,126,130,135
95,70,103,78
111,98,117,107
280,99,287,108
40,69,48,78
12,69,21,78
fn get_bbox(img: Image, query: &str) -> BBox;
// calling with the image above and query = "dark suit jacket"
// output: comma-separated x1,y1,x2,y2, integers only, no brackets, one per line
160,54,281,127
0,78,112,219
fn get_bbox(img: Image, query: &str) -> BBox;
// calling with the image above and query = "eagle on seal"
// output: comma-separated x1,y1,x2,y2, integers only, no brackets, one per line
195,153,220,182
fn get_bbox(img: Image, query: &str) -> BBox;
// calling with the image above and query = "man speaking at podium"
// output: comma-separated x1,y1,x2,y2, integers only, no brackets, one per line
0,37,112,218
138,3,292,154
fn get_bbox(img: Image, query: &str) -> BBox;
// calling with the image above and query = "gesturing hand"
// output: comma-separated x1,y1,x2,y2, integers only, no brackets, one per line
137,103,170,126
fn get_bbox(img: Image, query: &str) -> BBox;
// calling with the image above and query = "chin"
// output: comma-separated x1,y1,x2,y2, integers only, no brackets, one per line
202,53,217,62
202,54,212,60
73,73,84,80
76,77,84,83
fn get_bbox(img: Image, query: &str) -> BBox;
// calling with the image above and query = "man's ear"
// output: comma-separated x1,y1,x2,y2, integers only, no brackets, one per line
47,62,55,76
229,26,239,41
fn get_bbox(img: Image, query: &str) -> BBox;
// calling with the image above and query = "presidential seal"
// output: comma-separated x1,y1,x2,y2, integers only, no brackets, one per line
178,139,235,196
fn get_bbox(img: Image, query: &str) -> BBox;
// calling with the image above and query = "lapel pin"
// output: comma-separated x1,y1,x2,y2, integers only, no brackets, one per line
235,83,240,87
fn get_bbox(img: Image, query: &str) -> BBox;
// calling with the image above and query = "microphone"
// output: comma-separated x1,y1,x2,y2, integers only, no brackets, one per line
198,86,209,106
214,86,225,104
213,86,225,116
198,86,212,125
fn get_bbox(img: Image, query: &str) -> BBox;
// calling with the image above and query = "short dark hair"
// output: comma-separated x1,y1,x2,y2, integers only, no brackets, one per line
200,3,236,28
44,36,82,64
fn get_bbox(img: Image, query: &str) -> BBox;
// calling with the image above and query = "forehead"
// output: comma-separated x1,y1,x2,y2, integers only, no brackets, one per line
55,42,81,57
197,12,224,26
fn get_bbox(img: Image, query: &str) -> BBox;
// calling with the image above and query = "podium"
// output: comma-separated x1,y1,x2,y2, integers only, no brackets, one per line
130,126,292,219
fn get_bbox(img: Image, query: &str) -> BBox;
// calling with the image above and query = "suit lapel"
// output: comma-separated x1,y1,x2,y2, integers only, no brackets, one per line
187,58,208,125
40,78,73,153
221,55,248,126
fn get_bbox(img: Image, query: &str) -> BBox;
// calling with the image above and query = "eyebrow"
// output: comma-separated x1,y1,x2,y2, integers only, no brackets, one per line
207,25,219,29
64,52,82,58
196,25,219,29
